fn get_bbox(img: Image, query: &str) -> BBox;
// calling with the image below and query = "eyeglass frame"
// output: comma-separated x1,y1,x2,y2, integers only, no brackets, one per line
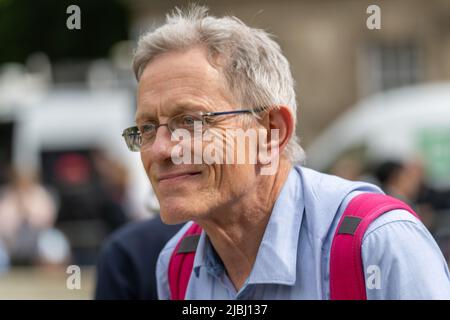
121,107,267,152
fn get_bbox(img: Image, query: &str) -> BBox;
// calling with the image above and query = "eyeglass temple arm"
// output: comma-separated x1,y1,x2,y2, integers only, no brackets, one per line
203,107,266,117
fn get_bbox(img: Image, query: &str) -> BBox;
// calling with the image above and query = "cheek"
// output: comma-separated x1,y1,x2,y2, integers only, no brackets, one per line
140,152,152,178
139,151,160,206
213,164,253,195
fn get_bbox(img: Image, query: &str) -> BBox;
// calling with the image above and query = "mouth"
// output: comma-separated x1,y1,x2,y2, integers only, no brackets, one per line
157,171,202,183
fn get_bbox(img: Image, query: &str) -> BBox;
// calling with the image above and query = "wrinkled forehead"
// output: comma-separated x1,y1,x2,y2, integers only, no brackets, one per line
136,48,234,119
140,49,221,86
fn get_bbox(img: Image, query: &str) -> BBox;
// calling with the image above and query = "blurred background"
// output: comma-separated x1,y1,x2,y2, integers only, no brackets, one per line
0,0,449,299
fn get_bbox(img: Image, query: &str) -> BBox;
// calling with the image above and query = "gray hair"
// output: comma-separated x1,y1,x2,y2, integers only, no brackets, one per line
133,5,305,164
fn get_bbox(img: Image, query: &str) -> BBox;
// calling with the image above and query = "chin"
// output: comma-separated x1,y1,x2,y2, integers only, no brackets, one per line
159,199,198,225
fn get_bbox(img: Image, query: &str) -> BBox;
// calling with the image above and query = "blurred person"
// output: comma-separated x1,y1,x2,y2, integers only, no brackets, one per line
0,239,10,274
121,5,450,299
419,187,450,213
375,160,420,204
329,154,364,181
91,150,129,231
0,168,69,265
53,151,128,260
375,160,436,232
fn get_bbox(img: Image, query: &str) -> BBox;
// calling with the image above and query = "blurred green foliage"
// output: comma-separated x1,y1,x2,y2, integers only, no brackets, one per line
0,0,130,63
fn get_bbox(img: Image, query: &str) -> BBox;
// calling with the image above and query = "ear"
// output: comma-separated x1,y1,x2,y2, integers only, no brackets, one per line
263,105,294,155
256,106,294,174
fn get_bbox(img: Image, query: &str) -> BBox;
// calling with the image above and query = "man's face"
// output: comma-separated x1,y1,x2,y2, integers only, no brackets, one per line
137,47,259,224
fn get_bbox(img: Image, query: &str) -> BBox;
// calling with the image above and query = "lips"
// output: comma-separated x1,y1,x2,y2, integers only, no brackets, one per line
157,171,202,183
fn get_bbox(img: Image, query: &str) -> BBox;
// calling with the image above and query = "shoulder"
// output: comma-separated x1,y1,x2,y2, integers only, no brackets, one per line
361,209,450,299
361,208,439,258
363,208,421,241
296,166,384,239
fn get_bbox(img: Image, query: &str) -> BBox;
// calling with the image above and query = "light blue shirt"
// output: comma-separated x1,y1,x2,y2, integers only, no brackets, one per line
156,166,450,299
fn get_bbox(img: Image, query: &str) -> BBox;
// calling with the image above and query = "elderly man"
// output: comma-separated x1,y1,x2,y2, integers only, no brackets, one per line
122,6,450,299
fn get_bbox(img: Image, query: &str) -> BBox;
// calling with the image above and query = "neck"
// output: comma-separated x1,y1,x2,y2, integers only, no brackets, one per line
196,159,292,291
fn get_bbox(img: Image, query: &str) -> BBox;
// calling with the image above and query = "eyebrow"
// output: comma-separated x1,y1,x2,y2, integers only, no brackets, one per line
135,111,155,124
135,102,210,123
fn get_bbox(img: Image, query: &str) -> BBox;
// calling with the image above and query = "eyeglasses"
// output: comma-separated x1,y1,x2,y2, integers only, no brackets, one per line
122,107,266,152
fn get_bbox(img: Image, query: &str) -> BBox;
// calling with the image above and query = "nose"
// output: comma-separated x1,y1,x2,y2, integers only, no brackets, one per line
144,125,174,163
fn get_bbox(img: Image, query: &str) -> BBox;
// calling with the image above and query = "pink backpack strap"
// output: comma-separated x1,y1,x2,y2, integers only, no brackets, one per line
329,193,420,300
168,223,202,300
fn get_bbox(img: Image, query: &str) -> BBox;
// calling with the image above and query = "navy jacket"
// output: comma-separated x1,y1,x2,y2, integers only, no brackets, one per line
95,215,182,299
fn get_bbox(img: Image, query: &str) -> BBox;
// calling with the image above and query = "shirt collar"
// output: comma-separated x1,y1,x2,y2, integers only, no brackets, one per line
193,167,305,286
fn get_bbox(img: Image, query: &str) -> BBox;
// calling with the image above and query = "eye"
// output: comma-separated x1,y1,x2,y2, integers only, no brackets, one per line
173,114,202,129
181,115,196,126
169,113,203,133
139,122,157,136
